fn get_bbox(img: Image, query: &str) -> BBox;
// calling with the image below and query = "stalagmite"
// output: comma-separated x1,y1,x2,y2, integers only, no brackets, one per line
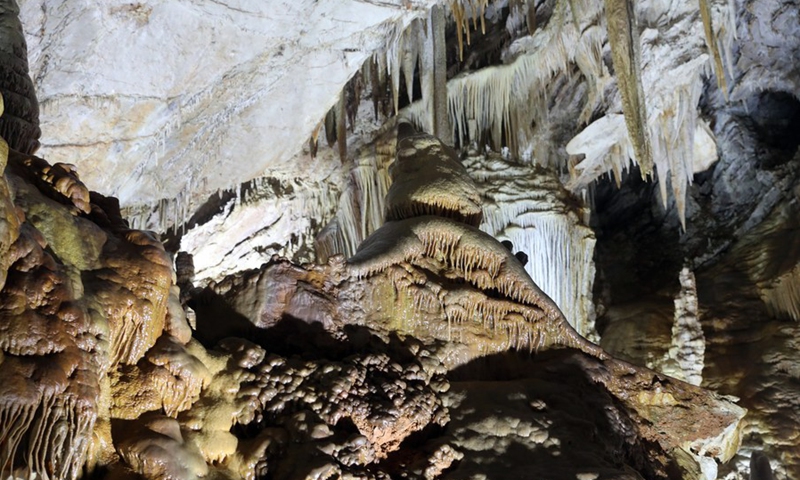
0,0,40,154
0,100,19,293
347,124,602,358
603,0,653,178
386,122,482,226
0,229,100,480
345,122,742,466
668,267,705,386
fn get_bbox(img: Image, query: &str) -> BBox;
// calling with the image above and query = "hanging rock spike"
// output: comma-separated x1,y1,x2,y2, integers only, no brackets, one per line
603,0,654,178
698,0,729,100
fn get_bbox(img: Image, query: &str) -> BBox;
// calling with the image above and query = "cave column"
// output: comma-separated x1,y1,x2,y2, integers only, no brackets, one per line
430,4,451,145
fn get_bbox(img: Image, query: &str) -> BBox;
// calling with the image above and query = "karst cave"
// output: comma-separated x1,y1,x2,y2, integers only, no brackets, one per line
0,0,798,478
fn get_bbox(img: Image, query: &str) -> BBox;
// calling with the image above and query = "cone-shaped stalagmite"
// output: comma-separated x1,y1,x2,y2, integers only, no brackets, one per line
344,122,745,466
386,121,482,226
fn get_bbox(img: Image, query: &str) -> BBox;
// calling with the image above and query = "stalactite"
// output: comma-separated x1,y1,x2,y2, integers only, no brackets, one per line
760,264,800,321
346,71,363,131
309,121,322,158
324,105,338,148
526,0,537,35
573,26,608,125
603,0,654,178
337,92,347,163
431,5,452,145
420,13,436,136
567,0,582,30
370,55,382,118
451,1,465,61
698,0,728,100
401,21,420,105
388,28,404,114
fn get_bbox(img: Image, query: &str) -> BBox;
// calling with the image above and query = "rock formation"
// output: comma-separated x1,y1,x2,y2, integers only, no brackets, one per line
0,74,747,479
2,0,799,478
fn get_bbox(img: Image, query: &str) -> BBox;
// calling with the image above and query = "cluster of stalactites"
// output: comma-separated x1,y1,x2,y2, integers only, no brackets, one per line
450,0,490,61
566,0,734,228
402,0,606,160
466,155,597,338
310,0,460,165
315,129,395,262
394,0,732,230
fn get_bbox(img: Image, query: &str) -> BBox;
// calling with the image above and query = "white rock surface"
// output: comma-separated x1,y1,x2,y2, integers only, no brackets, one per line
19,0,435,224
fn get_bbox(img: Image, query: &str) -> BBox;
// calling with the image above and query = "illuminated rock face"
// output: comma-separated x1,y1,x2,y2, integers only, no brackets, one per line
18,0,437,232
0,138,175,479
